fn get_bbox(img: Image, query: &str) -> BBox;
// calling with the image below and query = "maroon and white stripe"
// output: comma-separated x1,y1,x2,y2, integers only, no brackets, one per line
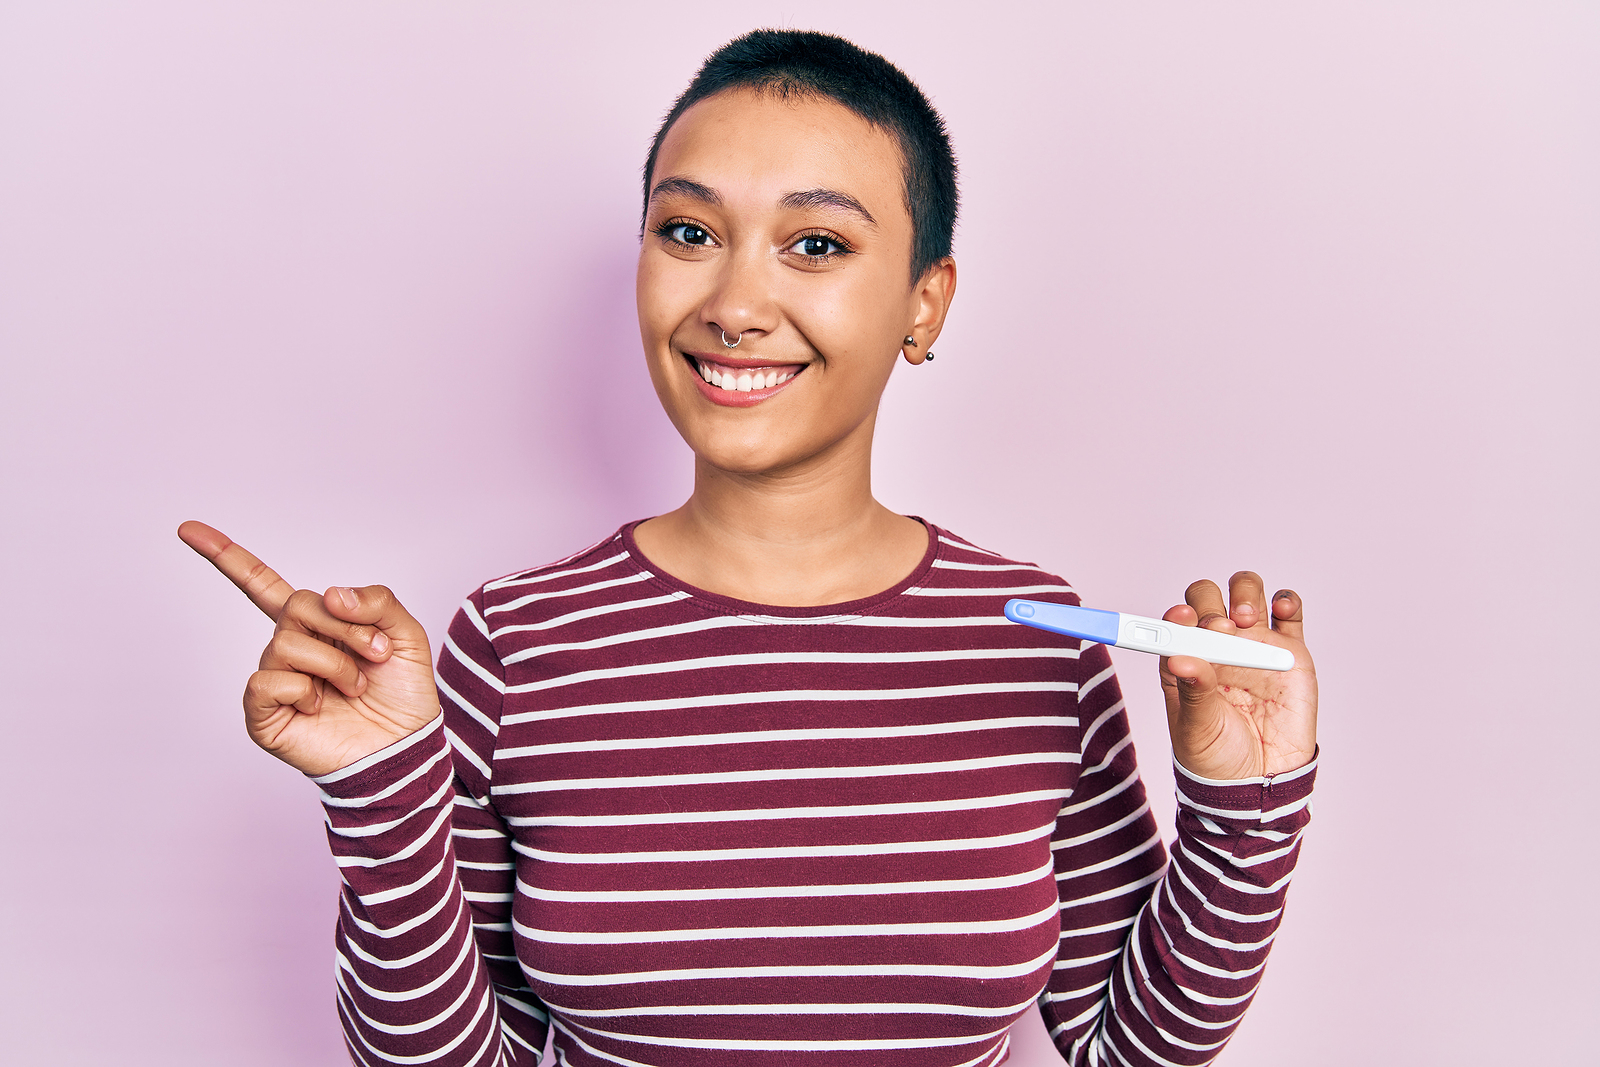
315,522,1315,1066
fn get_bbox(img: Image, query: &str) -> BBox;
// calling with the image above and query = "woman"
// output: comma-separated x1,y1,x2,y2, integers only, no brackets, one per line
181,29,1317,1067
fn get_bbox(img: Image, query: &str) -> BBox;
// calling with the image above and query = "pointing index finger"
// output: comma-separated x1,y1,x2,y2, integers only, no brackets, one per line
177,520,295,621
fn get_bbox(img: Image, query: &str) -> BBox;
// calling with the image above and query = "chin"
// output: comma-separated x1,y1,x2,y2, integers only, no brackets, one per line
696,444,794,476
684,424,802,474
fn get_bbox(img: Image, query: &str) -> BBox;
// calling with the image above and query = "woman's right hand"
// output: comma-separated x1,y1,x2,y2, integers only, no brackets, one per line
179,520,441,777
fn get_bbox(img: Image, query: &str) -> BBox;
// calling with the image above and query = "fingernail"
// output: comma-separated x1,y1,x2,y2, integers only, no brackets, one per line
370,631,389,655
337,587,358,610
356,670,369,690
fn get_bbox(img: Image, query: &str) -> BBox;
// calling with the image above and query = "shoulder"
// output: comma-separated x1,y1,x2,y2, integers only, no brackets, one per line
447,524,690,670
437,527,647,761
910,523,1107,709
920,522,1081,605
469,526,649,619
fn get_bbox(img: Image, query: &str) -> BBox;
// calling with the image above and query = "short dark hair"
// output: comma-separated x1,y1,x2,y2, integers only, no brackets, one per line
641,29,959,283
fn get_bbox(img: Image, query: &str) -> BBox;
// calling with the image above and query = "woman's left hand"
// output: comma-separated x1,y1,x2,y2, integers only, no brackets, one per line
1160,571,1318,780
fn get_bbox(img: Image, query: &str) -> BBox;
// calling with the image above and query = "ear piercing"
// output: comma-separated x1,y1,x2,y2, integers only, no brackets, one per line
903,335,918,348
721,330,742,349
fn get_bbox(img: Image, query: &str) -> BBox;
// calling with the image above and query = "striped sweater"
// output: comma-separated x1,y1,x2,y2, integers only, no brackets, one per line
315,521,1316,1067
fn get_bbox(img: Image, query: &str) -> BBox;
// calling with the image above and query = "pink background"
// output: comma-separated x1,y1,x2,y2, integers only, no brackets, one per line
2,2,1595,1063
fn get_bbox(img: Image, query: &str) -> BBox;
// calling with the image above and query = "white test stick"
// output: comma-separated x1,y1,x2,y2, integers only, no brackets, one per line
1004,599,1295,671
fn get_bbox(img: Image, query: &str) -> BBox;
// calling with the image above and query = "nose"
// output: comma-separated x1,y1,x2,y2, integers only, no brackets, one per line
701,250,776,346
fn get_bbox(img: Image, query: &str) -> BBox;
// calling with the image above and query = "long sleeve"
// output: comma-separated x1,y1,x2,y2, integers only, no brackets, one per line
1042,643,1317,1065
314,591,548,1066
306,524,1313,1066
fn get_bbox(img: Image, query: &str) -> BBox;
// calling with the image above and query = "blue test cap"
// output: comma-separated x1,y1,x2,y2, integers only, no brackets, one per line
1004,599,1121,644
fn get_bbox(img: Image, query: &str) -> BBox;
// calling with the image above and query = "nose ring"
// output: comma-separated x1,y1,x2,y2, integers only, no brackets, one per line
721,330,742,349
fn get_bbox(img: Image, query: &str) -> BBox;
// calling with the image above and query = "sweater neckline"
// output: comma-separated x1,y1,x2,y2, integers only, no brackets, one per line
619,516,942,619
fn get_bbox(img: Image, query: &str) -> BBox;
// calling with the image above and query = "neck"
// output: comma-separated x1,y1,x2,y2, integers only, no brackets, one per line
633,417,929,607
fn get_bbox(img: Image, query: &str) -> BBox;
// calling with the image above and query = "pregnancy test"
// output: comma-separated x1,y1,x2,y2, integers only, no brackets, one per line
1003,599,1295,671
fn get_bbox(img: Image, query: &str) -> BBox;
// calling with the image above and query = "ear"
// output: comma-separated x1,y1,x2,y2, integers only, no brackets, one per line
901,257,957,365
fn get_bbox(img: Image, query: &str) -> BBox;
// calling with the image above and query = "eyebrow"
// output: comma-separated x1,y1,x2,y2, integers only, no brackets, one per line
647,178,878,230
780,188,878,228
648,176,722,207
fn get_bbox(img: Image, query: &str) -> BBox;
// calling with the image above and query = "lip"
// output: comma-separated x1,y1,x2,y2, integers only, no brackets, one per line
683,350,807,408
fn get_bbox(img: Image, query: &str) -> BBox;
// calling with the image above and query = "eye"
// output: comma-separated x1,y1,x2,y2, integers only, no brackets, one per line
667,223,713,246
791,234,843,258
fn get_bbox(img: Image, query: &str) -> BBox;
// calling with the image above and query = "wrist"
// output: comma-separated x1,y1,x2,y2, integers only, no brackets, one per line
312,711,447,800
1175,745,1319,825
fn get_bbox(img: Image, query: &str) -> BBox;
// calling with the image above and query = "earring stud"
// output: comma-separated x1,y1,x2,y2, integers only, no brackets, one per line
903,335,918,348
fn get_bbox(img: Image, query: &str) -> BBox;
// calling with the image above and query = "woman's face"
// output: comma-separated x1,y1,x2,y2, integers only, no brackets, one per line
637,88,952,478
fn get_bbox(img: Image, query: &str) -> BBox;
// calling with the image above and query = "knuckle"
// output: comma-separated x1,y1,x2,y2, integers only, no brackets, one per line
241,559,271,589
276,589,318,626
286,588,319,611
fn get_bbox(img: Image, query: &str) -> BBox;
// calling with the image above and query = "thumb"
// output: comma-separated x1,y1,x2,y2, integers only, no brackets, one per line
1160,653,1228,767
1158,603,1220,722
1163,654,1219,713
323,584,431,656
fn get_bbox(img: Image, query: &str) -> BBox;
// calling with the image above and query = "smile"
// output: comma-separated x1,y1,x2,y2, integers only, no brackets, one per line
688,355,806,406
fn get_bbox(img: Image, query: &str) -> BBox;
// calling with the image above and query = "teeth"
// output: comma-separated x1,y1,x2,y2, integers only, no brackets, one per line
696,360,800,392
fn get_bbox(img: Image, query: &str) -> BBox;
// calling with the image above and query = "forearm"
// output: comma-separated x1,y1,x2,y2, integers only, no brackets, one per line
1044,639,1317,1065
316,716,509,1066
1088,756,1317,1065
